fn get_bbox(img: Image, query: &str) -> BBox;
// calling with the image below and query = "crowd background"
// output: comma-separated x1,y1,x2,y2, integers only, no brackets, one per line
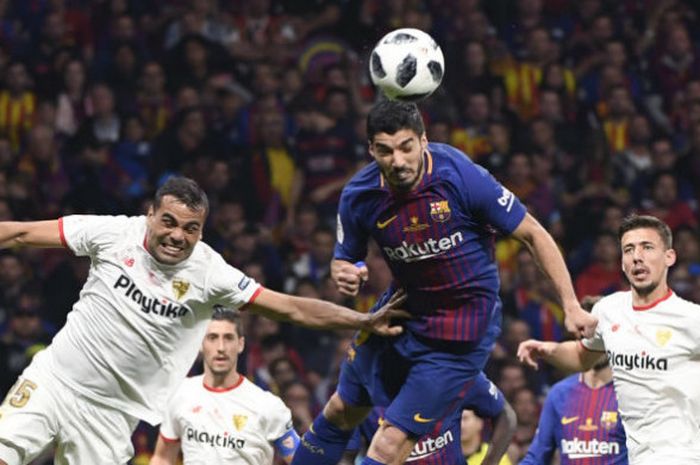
0,0,699,463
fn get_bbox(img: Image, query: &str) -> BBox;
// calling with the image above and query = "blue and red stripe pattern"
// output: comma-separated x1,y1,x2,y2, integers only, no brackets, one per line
520,374,627,465
335,142,526,341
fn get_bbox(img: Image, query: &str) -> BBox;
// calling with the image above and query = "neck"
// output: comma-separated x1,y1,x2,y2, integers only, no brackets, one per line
461,437,481,457
582,366,612,388
632,282,671,308
204,369,241,390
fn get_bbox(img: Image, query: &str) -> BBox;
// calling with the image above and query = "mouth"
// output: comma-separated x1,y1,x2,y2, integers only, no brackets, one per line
631,268,649,280
160,243,184,256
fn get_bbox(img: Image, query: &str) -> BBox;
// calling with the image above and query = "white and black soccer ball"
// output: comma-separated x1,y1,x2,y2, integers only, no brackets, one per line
369,28,444,102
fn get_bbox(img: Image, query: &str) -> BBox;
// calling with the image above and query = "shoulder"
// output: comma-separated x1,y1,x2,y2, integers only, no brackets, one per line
428,142,490,181
241,379,289,412
593,291,631,317
170,375,203,402
343,162,381,193
551,374,580,394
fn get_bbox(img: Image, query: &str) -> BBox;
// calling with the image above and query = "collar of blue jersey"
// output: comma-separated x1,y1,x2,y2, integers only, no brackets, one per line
378,149,433,190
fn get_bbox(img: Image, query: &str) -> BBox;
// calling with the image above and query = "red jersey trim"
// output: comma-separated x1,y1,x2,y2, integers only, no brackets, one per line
159,432,180,443
203,374,245,393
58,217,68,248
240,286,264,312
579,340,605,353
632,289,673,311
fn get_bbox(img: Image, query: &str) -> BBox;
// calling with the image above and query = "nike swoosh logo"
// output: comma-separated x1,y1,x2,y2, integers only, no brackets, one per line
413,413,434,423
561,416,579,425
376,215,398,229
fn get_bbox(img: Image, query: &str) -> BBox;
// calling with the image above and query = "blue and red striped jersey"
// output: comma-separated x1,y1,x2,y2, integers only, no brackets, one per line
335,142,526,341
520,374,627,465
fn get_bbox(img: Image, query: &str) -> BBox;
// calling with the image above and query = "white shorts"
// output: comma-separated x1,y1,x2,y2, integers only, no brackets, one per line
0,351,139,465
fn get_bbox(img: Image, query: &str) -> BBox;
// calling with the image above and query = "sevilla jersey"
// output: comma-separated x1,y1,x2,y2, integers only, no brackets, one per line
335,142,526,341
582,290,700,463
520,374,627,465
160,375,294,465
47,215,261,424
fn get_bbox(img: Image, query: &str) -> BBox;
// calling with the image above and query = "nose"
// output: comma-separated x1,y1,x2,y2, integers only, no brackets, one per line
170,227,185,242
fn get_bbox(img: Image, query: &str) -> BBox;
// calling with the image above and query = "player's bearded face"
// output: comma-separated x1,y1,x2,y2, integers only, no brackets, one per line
621,228,676,297
202,320,244,375
370,129,427,191
146,195,206,265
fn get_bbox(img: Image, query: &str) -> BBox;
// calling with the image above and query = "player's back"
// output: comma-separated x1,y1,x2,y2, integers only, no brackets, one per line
336,143,526,341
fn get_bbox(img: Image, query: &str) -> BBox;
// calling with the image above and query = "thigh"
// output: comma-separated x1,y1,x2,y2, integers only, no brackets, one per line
0,358,58,465
337,334,396,409
54,396,138,465
384,331,497,437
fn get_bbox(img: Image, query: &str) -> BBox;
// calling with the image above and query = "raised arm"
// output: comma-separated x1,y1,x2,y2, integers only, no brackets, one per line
511,213,597,338
148,434,180,465
517,339,602,373
246,287,407,335
0,220,64,248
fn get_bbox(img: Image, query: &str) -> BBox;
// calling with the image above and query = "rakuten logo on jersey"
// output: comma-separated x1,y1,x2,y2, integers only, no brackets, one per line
185,427,245,449
383,232,464,263
406,430,454,462
561,438,621,459
114,274,188,318
606,350,669,371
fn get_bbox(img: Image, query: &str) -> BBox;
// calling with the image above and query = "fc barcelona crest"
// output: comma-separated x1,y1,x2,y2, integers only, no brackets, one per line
233,414,248,431
430,200,451,222
172,278,190,300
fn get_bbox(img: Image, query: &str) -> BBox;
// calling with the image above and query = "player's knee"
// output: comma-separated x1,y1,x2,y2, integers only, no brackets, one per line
367,423,412,464
322,392,370,430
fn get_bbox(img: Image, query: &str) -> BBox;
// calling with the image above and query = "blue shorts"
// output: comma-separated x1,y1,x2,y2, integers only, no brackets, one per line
337,302,501,437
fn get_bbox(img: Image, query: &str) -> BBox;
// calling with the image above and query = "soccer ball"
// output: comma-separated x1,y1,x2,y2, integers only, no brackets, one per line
369,28,444,102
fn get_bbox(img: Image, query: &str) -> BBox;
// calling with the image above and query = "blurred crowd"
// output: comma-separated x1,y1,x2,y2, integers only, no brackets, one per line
0,0,699,463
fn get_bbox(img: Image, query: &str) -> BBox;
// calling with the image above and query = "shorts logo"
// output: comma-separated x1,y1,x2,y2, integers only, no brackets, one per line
429,200,451,222
561,416,579,425
233,414,248,431
413,413,434,423
172,278,190,300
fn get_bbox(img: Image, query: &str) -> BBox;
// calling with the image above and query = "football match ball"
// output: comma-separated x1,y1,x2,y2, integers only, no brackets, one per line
369,28,444,102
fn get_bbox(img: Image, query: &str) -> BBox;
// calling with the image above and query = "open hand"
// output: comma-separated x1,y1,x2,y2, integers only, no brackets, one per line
363,289,410,336
517,339,556,370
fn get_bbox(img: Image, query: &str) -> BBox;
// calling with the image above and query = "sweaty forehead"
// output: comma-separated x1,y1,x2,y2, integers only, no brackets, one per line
156,196,206,224
372,129,419,146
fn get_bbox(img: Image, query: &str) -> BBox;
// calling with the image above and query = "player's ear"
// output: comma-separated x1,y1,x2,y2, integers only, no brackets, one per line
665,248,677,267
238,336,245,354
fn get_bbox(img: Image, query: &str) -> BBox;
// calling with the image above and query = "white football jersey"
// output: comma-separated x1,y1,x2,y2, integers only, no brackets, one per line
582,290,700,463
160,375,294,465
45,215,261,424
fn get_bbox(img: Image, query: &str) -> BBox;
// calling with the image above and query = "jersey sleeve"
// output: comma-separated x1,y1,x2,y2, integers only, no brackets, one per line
266,394,295,442
205,253,262,309
60,215,133,257
454,158,527,235
580,302,606,352
158,389,183,441
463,373,505,419
519,389,558,465
333,189,369,262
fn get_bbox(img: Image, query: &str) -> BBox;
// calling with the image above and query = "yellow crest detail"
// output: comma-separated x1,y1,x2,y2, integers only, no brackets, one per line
172,279,190,300
233,414,248,431
600,411,618,427
403,216,429,233
655,328,672,347
429,200,451,222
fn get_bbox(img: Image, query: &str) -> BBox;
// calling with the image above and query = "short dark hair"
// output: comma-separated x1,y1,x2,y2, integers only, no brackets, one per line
211,307,244,337
154,176,209,214
618,214,673,249
367,99,425,141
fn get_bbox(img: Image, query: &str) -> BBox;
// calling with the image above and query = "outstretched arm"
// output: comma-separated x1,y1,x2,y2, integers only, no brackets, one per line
246,287,407,335
511,213,597,338
517,339,602,373
0,220,64,248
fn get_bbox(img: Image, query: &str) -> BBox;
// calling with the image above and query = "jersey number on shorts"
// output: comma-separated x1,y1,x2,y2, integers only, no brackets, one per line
2,379,38,409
